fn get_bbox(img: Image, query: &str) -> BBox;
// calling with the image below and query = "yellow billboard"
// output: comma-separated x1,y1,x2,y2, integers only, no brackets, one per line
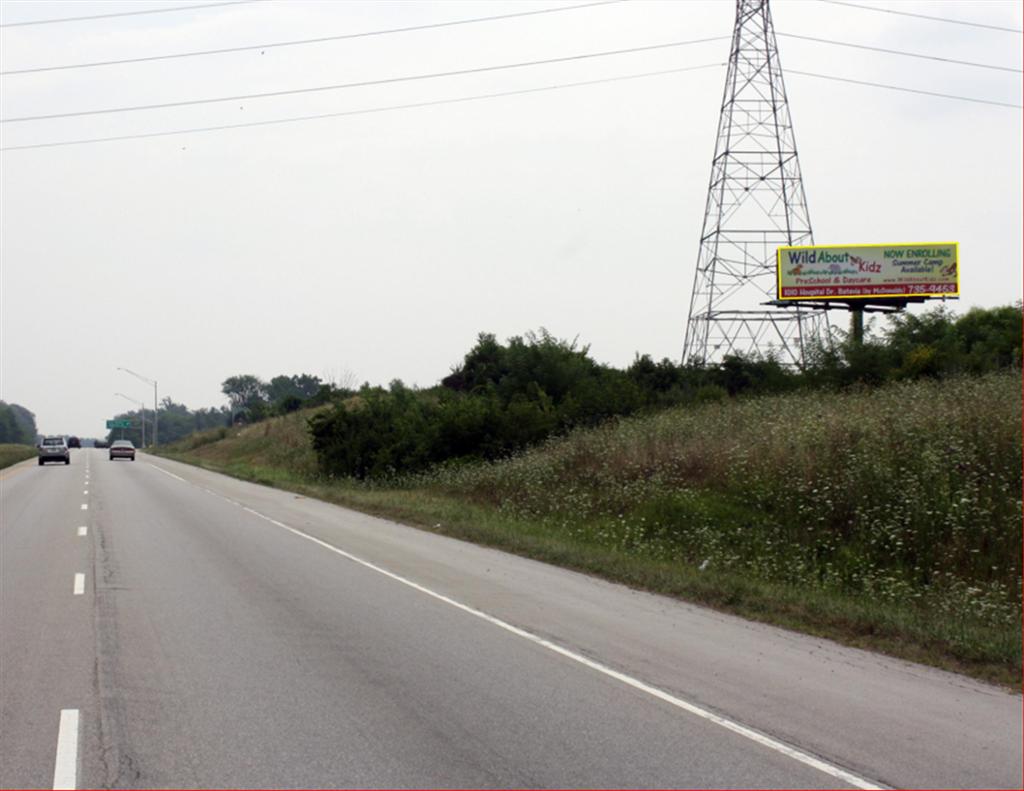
776,242,959,301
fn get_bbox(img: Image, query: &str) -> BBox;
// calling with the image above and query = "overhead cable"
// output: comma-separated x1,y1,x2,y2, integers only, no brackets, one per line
1,1,626,76
777,32,1022,73
787,68,1022,108
0,0,259,28
819,0,1023,34
0,63,724,151
0,36,730,123
3,62,1018,154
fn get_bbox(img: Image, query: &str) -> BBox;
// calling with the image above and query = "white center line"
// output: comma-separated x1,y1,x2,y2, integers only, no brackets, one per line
77,526,87,537
52,709,79,790
80,504,87,511
72,573,85,595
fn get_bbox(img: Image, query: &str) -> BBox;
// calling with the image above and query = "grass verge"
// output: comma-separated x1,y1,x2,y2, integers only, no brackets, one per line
0,444,36,470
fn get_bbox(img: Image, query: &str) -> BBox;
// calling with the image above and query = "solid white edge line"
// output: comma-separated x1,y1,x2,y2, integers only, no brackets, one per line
236,504,883,790
72,573,85,595
52,709,79,790
147,459,882,789
77,526,87,537
147,463,186,482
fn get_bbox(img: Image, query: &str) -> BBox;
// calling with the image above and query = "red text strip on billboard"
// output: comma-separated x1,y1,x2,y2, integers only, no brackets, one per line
776,243,959,300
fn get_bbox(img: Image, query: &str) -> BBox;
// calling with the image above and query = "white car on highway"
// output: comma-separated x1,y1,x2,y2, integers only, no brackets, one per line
109,439,136,461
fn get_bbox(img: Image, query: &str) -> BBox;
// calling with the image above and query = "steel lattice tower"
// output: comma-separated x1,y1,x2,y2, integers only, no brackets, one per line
682,0,828,366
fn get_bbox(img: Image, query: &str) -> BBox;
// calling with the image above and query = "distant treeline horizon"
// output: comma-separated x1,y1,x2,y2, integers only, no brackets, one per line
108,303,1021,461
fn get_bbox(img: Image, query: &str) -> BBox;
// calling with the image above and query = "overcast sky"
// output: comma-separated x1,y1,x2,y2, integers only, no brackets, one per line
1,0,1021,436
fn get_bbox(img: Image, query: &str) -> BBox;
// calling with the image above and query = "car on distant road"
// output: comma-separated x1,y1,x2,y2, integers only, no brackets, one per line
38,436,70,465
67,436,81,448
109,439,136,461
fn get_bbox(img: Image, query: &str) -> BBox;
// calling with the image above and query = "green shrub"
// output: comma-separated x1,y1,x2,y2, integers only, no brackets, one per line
311,308,1024,480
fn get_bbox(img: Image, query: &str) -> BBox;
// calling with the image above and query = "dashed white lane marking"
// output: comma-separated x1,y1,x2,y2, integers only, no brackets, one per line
83,490,88,495
79,504,87,511
72,574,85,596
52,709,79,790
77,526,87,537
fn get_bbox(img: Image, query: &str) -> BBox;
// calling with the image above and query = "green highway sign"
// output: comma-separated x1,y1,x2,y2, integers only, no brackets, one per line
106,419,132,429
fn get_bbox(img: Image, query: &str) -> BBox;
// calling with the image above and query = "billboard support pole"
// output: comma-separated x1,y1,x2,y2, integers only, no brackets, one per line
851,308,864,347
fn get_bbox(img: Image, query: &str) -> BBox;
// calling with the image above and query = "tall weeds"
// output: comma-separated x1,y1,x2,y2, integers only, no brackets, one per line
412,373,1021,635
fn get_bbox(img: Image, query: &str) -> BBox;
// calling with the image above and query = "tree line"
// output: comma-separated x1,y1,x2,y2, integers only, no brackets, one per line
105,373,335,446
0,401,38,445
308,303,1021,479
115,303,1019,469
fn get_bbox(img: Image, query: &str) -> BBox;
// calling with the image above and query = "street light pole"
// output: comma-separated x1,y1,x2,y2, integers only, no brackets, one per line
117,367,158,445
114,392,145,448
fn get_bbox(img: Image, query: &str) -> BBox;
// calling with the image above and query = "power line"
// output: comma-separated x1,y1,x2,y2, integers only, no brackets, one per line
0,1,626,77
3,61,1017,154
0,63,724,151
787,68,1022,108
0,36,730,123
819,0,1023,34
7,11,1013,80
777,32,1022,74
0,0,259,28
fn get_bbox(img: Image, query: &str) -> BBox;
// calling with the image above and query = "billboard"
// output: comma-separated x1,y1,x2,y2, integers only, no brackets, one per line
776,243,959,301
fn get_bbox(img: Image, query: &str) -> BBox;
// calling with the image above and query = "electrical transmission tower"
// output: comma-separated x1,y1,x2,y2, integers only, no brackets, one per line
682,0,828,367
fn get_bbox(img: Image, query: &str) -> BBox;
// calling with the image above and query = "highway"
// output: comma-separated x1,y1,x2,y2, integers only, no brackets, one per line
1,448,1020,789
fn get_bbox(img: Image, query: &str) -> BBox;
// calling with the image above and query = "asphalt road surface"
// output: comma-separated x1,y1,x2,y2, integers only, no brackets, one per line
1,449,1020,789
